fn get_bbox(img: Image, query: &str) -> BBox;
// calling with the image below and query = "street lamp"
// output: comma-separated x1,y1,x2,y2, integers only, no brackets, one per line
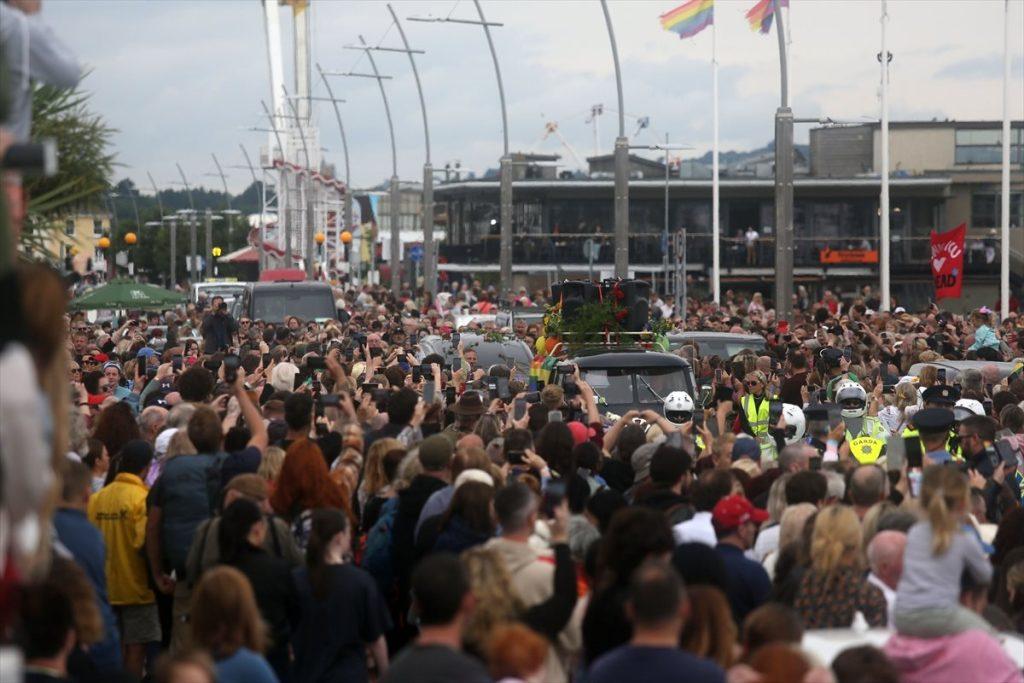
331,35,400,290
409,1,512,291
599,0,629,279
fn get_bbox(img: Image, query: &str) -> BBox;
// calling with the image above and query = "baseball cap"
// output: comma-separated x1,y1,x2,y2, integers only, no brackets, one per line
567,421,595,447
712,494,769,532
137,347,158,360
731,436,761,462
631,442,660,483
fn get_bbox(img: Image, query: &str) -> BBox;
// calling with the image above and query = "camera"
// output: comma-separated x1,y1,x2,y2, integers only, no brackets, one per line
0,139,58,177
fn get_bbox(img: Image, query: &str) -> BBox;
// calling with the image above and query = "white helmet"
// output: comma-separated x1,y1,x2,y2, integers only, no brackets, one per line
836,380,868,419
664,391,695,424
953,398,985,421
780,403,807,445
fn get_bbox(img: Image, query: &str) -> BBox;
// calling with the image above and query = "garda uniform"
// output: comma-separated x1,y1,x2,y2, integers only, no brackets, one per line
835,379,888,464
911,407,958,464
903,386,962,461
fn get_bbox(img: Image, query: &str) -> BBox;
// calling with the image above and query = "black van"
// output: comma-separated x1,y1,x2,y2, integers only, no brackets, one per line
232,282,337,324
548,349,697,419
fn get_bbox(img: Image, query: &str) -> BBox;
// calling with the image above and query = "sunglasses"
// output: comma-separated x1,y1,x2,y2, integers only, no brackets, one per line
240,320,251,325
746,380,760,387
83,359,99,365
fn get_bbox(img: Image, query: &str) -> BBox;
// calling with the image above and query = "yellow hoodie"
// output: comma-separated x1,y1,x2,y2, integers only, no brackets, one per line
87,472,154,605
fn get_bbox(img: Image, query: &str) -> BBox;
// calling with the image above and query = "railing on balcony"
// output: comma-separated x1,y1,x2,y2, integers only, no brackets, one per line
438,232,1005,272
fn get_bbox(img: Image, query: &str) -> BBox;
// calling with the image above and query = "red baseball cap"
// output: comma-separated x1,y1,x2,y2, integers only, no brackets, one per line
566,420,596,446
712,495,769,531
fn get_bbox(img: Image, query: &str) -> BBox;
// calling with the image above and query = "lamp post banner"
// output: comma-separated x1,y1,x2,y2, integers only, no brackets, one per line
930,222,965,301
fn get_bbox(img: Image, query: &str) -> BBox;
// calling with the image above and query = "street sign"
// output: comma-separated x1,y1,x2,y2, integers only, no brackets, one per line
409,244,424,263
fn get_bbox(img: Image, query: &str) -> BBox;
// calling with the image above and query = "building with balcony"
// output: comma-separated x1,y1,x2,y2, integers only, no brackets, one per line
430,119,1022,311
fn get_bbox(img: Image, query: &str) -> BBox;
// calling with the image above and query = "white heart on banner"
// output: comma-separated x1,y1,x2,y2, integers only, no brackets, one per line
933,257,946,272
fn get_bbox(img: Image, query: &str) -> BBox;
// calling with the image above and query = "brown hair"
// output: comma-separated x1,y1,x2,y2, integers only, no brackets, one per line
187,406,223,454
486,623,548,680
748,643,811,683
742,603,805,660
362,437,404,497
190,566,266,657
49,557,103,646
680,586,737,669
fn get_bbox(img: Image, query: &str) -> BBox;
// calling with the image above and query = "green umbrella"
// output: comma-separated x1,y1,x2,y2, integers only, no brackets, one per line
69,279,187,311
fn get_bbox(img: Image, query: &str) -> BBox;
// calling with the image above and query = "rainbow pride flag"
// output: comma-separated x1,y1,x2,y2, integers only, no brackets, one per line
660,0,714,39
746,0,788,34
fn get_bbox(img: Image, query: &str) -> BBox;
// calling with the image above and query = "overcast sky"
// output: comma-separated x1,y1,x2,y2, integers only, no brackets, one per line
42,0,1024,194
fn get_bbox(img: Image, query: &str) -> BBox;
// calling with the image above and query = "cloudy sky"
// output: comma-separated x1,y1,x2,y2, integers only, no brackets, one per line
41,0,1024,194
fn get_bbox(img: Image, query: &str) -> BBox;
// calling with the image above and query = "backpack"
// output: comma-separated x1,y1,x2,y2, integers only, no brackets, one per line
361,497,399,588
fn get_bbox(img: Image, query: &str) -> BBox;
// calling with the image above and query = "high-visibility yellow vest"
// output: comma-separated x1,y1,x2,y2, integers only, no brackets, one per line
900,427,962,461
846,416,889,464
742,394,776,461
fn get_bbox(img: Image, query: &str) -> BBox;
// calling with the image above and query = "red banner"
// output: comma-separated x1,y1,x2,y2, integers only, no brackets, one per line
931,223,966,300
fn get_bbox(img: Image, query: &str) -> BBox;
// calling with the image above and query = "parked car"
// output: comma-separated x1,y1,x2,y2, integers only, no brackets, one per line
190,281,246,306
495,307,546,329
667,331,766,358
231,281,337,324
416,334,534,377
548,349,696,419
907,360,1019,384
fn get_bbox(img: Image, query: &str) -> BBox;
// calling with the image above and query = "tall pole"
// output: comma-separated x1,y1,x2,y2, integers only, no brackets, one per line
663,133,670,295
204,208,213,279
238,144,264,275
282,89,315,279
316,65,353,283
879,0,891,312
773,5,794,322
168,218,177,289
387,3,435,297
359,35,400,291
601,0,629,279
470,0,512,292
1000,0,1011,320
261,100,290,269
149,171,173,288
175,163,198,283
712,21,720,305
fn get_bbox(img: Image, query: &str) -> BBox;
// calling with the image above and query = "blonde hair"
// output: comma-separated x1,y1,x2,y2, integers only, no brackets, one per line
895,383,919,412
921,465,969,556
258,446,286,482
918,365,938,388
809,505,863,578
766,474,792,524
461,547,525,654
779,503,817,550
166,430,196,459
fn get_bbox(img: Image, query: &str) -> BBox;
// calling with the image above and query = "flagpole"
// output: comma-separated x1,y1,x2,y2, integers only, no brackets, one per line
1000,0,1011,320
712,16,721,305
880,0,890,312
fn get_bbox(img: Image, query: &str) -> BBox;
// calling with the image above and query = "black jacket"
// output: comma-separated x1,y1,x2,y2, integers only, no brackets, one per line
391,475,447,581
227,544,297,660
200,311,237,353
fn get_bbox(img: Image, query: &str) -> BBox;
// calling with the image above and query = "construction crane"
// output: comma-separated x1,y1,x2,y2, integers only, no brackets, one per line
541,120,586,171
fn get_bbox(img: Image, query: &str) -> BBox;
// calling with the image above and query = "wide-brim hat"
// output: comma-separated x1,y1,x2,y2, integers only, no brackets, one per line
452,390,486,416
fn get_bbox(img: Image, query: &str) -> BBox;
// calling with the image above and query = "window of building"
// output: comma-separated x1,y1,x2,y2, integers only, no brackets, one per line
955,128,1024,165
971,192,1023,228
93,218,104,236
64,219,75,236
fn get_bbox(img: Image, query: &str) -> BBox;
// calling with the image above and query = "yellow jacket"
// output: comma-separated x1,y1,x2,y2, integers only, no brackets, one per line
87,472,154,605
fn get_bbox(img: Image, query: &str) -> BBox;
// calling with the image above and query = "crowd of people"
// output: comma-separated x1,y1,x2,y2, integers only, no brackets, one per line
2,265,1024,683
